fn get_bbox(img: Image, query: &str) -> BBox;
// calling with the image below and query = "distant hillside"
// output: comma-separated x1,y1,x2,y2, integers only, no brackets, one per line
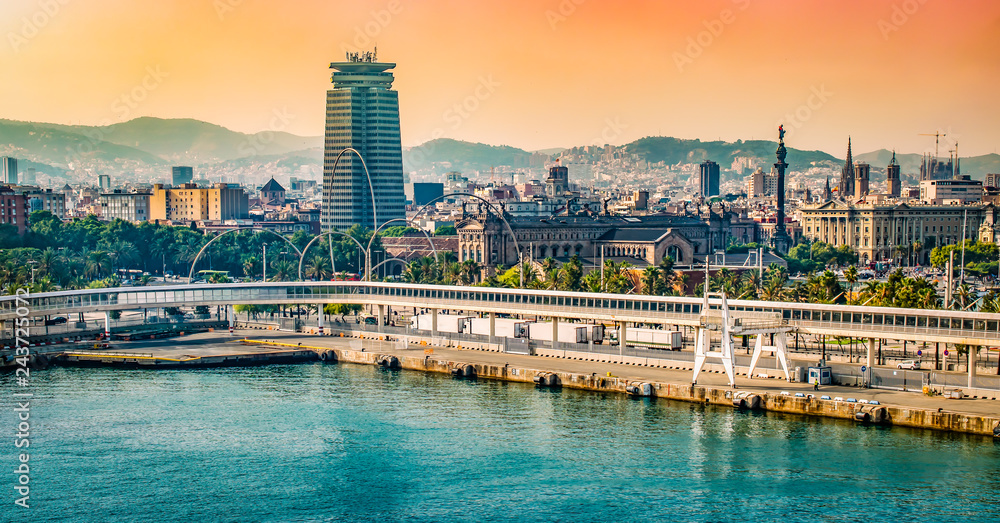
0,119,164,168
404,138,533,171
624,136,839,169
0,117,322,168
98,117,320,163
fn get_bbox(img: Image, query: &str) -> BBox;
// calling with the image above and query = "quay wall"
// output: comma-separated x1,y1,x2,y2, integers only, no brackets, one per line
289,342,1000,437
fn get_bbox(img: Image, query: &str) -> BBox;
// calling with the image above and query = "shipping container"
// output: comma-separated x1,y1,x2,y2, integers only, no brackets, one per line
624,327,682,350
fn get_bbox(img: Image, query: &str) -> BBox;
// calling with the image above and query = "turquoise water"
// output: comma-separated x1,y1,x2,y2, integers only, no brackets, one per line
3,363,1000,522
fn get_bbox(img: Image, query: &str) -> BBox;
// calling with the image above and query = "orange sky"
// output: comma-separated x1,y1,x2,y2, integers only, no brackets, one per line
2,0,999,156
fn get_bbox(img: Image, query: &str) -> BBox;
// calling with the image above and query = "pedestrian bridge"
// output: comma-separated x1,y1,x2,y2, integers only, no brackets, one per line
1,282,997,346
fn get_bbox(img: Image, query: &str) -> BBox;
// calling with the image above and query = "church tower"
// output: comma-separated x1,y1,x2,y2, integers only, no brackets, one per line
840,137,854,198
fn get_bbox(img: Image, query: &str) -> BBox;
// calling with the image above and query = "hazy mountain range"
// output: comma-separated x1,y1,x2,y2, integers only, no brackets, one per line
0,117,997,180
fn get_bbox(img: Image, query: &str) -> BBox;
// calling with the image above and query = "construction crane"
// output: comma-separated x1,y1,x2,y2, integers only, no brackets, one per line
918,132,947,158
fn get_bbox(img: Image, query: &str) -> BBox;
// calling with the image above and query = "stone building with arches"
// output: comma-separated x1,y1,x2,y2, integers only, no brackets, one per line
456,207,755,272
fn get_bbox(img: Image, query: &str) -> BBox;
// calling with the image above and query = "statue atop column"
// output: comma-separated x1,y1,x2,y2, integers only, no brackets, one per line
772,125,791,253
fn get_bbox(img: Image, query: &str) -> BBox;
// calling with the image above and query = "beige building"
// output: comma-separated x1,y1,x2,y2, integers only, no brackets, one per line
100,191,151,222
800,201,996,265
746,167,778,198
150,183,248,223
919,176,983,204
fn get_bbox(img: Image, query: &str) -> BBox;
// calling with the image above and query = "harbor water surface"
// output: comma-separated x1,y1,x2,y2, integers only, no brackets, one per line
5,363,1000,522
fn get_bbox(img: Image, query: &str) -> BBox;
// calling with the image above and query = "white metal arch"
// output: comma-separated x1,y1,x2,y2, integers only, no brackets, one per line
330,147,378,230
369,257,409,278
411,192,525,286
364,218,438,281
188,228,302,282
296,231,367,281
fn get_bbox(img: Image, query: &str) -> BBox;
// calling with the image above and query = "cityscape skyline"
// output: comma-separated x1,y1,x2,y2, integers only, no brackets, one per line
2,0,999,156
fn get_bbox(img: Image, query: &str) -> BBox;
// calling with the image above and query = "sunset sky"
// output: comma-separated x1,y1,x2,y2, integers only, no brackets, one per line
2,0,999,156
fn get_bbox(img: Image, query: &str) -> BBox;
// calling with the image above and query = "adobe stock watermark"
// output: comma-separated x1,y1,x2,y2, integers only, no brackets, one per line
546,0,587,30
339,0,404,55
11,288,32,509
237,108,296,157
408,75,501,168
65,65,169,167
590,117,628,147
215,0,247,21
673,0,750,73
775,85,833,137
7,0,72,52
878,0,929,41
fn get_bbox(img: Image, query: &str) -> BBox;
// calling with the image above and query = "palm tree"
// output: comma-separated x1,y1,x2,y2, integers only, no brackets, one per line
911,239,923,267
918,288,940,310
843,265,858,304
641,266,660,295
657,256,676,294
761,279,784,301
243,257,260,280
539,258,561,290
402,262,422,284
268,259,295,281
85,250,111,279
306,255,331,281
436,251,457,267
955,283,974,310
738,270,762,299
36,247,60,277
418,256,436,283
444,262,463,285
981,292,1000,313
672,273,690,296
105,240,139,274
460,259,481,285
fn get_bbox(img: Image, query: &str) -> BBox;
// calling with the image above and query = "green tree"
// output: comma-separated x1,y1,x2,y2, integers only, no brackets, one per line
380,226,419,237
558,255,584,291
434,225,457,236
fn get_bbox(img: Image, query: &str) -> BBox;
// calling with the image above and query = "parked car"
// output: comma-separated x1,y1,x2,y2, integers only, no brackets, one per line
44,316,67,326
897,360,921,370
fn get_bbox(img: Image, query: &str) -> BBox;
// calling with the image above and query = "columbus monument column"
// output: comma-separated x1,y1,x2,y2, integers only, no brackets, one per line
771,125,791,253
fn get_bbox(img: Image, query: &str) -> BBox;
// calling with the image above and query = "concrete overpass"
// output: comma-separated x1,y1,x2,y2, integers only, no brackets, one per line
2,282,997,347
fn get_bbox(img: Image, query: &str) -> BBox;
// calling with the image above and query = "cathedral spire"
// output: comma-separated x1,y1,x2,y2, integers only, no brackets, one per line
840,136,854,199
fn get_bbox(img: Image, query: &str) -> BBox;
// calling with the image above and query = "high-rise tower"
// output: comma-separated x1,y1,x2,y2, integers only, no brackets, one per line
321,50,406,231
1,157,17,185
699,160,720,197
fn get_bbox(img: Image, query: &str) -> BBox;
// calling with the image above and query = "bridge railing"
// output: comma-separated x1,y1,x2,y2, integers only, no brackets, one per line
2,282,999,345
